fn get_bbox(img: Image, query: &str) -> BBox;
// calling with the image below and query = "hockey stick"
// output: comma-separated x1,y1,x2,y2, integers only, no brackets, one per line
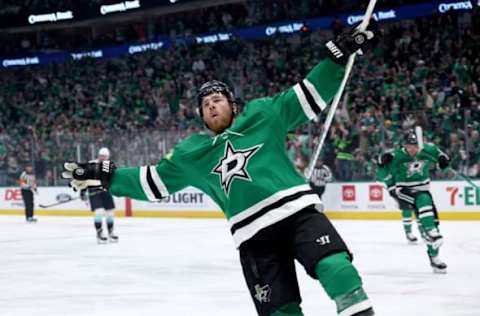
39,197,80,208
448,168,479,189
39,190,106,208
306,0,378,180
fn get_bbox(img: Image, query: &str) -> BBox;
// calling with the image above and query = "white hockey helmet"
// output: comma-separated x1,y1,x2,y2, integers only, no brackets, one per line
98,147,110,158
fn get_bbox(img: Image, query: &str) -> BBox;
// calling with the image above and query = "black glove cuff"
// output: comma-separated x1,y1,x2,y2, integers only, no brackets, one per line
325,40,349,65
438,155,450,169
379,153,393,167
100,161,116,189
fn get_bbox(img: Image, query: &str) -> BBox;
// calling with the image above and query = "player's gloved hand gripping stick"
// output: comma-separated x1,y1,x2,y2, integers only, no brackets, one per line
62,161,116,191
305,0,378,180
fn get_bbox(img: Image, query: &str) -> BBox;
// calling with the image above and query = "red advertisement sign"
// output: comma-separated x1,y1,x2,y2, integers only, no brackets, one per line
4,189,22,201
369,185,384,202
342,185,356,202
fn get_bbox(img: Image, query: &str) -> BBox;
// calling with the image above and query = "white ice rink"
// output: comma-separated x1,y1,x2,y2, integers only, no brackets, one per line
0,215,479,316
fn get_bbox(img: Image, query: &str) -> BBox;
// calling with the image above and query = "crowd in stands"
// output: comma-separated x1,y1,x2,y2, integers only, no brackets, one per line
0,4,479,185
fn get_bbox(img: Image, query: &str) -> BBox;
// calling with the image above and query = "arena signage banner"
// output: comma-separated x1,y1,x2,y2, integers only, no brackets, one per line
2,57,39,67
0,182,479,218
128,41,165,54
0,187,123,214
195,32,232,44
346,9,397,25
323,181,480,212
438,1,474,13
1,0,193,28
100,0,141,15
2,0,477,69
71,50,103,60
28,11,74,24
130,187,220,213
265,23,305,36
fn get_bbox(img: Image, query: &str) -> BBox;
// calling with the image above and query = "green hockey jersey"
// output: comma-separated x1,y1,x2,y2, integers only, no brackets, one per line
388,143,446,191
376,164,395,195
110,58,345,247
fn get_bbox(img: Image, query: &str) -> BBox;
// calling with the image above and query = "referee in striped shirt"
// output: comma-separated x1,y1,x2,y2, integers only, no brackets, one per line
19,164,38,222
309,160,333,200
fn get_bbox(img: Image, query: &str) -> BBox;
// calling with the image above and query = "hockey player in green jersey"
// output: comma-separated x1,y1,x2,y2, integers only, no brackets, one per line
379,131,449,273
376,162,418,243
62,28,375,316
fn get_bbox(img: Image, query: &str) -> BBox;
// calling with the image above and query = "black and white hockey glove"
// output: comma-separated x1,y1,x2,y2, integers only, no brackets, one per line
326,27,375,65
62,161,116,191
438,154,450,170
378,153,393,167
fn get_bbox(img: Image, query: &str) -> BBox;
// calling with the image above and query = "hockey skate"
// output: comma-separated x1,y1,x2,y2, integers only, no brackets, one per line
96,229,108,244
405,232,418,244
356,307,375,316
26,217,38,223
429,255,447,274
108,230,119,243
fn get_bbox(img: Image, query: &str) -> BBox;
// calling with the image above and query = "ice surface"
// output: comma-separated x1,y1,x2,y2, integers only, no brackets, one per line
0,216,479,316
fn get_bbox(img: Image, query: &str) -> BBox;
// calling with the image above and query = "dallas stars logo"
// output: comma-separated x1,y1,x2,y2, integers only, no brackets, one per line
407,160,425,177
212,140,262,195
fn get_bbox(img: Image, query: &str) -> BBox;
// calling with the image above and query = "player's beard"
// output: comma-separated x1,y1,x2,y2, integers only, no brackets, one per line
206,109,235,134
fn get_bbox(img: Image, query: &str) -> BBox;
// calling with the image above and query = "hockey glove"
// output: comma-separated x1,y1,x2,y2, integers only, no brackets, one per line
325,27,375,65
378,153,393,167
62,161,116,191
438,154,450,170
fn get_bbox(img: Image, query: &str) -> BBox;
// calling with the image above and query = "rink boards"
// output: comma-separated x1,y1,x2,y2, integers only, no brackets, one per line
1,181,479,220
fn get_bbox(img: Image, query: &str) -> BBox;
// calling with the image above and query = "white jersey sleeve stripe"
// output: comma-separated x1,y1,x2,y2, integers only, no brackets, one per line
149,166,169,197
303,79,327,111
293,83,317,121
139,166,157,201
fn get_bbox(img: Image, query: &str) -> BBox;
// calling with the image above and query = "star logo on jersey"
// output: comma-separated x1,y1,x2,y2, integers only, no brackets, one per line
211,141,262,195
406,160,426,177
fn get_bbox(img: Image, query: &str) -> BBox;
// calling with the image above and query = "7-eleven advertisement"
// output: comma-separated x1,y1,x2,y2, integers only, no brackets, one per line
323,181,480,214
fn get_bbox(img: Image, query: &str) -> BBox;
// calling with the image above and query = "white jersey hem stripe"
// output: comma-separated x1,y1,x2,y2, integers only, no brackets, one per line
396,179,430,187
139,166,157,202
303,79,327,111
293,84,317,121
149,166,169,197
232,194,321,248
229,184,312,225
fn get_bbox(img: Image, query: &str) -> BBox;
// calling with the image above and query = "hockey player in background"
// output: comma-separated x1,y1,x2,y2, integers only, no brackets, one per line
80,147,118,244
378,131,449,273
63,28,375,316
376,160,418,243
308,160,333,200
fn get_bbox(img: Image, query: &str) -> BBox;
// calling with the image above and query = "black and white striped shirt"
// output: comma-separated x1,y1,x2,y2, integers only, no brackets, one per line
19,171,36,190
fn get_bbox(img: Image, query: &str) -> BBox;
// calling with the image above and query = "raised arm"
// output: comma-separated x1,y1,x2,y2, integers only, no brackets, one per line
258,27,374,132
